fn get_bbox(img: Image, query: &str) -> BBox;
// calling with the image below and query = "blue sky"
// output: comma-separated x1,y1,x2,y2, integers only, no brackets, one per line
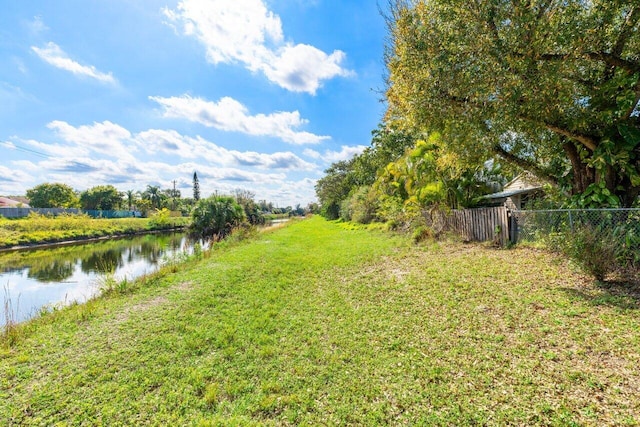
0,0,388,207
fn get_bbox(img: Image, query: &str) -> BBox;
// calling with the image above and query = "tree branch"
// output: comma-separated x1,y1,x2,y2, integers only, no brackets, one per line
530,52,640,74
492,144,559,186
612,6,640,58
585,52,640,74
543,123,598,151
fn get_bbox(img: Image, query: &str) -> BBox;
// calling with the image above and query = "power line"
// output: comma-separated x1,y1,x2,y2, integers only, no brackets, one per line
1,140,52,160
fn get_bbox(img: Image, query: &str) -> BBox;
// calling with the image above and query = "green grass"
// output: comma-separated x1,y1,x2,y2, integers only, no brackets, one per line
0,213,190,249
1,216,639,425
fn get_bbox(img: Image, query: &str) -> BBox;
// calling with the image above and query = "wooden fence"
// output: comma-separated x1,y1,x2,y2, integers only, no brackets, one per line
444,206,510,246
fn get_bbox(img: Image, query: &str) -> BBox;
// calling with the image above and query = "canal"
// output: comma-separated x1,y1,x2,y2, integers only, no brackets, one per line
0,232,203,326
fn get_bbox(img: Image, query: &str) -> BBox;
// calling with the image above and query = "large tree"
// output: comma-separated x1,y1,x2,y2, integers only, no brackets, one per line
386,0,640,207
193,172,201,201
79,185,123,210
26,183,79,208
142,185,164,209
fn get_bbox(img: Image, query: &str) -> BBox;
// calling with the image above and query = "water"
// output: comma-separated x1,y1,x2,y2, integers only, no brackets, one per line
0,232,203,325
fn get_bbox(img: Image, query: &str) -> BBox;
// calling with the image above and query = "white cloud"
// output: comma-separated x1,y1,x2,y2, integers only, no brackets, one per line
261,44,352,94
31,42,116,84
4,119,320,205
163,0,353,94
135,129,317,170
47,120,135,160
150,95,329,145
304,145,367,163
28,16,48,35
0,165,32,184
19,137,89,158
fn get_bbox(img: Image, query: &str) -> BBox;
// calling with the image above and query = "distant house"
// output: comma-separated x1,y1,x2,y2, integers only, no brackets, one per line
0,197,30,208
482,173,544,210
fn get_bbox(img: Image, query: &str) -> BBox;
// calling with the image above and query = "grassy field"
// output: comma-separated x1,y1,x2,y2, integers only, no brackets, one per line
1,216,639,425
0,213,190,249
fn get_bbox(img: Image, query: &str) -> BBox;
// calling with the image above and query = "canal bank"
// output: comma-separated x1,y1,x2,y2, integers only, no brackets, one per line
0,231,202,325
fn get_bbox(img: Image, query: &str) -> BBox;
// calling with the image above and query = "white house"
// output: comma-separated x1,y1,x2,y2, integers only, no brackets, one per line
482,173,544,210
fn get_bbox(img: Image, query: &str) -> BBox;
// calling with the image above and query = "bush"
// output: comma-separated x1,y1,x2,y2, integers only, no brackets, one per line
550,226,618,281
148,208,172,229
190,196,246,239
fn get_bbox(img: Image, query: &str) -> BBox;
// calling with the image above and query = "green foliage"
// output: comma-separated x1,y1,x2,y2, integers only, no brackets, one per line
148,208,173,229
141,185,166,209
315,160,358,220
568,182,621,208
233,189,265,226
193,172,201,202
339,186,379,224
543,210,640,280
386,0,640,206
0,213,190,248
190,195,246,239
136,199,153,217
315,125,422,220
125,190,137,211
79,185,123,210
549,227,618,281
26,183,79,208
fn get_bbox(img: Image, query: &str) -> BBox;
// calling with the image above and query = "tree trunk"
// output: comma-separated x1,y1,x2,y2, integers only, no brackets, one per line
563,141,595,195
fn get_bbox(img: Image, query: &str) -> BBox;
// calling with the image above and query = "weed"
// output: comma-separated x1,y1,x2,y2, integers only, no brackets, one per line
96,274,130,295
2,285,21,347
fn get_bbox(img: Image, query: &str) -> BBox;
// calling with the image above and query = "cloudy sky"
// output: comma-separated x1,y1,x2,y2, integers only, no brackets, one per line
0,0,388,207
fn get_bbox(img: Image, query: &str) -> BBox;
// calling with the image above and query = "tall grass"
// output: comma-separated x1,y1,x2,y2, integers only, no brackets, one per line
2,285,20,347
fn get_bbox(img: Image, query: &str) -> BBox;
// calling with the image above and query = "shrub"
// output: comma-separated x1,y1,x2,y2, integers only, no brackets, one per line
550,226,618,281
190,195,246,239
148,208,172,229
412,225,432,243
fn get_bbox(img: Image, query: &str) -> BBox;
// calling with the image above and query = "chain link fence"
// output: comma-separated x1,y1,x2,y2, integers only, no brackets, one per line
511,209,640,275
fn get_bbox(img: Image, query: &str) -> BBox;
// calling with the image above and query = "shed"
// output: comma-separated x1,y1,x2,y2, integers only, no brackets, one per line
482,173,543,210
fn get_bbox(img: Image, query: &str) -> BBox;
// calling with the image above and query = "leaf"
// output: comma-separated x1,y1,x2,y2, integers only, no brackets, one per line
617,124,640,151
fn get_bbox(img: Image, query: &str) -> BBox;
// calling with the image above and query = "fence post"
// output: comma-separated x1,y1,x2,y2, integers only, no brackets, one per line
509,211,518,244
568,210,574,231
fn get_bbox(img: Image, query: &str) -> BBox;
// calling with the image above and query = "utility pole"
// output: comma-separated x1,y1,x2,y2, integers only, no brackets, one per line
172,180,177,211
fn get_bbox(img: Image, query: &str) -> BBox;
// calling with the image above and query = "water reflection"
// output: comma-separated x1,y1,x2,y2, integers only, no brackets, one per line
0,232,202,325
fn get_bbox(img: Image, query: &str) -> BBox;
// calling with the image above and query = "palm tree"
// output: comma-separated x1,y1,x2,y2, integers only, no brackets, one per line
142,185,162,209
125,190,136,211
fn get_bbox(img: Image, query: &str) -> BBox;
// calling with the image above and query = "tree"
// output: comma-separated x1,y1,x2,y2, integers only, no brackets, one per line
233,189,265,225
26,183,79,208
386,0,640,207
315,160,358,219
125,190,137,211
163,187,181,210
79,185,123,210
193,172,201,201
190,195,246,238
142,185,164,209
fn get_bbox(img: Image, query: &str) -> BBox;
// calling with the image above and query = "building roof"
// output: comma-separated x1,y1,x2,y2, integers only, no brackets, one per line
0,197,30,208
482,172,544,200
482,187,542,200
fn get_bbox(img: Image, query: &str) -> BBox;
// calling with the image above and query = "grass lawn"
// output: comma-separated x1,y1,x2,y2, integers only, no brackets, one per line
0,213,190,249
1,216,639,425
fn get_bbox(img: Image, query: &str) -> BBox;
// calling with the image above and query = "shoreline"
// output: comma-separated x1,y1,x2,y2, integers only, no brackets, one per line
0,225,187,253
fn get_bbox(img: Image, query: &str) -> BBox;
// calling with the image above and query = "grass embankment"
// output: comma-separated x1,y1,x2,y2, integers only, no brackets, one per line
1,217,639,425
0,214,190,249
